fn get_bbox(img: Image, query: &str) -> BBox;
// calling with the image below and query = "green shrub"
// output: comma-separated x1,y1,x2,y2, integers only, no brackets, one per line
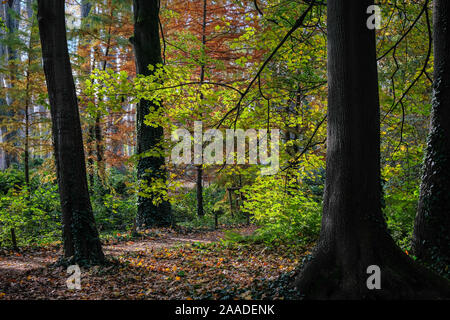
0,167,25,195
91,168,137,232
241,165,324,245
381,162,421,251
0,184,61,247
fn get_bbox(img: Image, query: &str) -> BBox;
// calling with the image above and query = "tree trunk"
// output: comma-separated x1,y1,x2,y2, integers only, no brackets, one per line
80,0,95,190
131,0,172,228
95,113,105,181
24,62,30,187
0,2,7,170
88,122,95,189
195,0,208,218
81,0,92,19
413,0,450,276
295,0,450,299
37,0,104,265
196,165,204,217
24,12,35,188
0,0,20,169
94,9,114,184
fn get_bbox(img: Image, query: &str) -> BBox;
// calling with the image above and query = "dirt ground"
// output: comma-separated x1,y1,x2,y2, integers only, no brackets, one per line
0,226,309,300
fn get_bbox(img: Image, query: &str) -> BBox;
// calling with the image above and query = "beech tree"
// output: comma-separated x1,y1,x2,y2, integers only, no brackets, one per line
413,0,450,274
37,0,104,264
295,0,450,299
131,0,172,228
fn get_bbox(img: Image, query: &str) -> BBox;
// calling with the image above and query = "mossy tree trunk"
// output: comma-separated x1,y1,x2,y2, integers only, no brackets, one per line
295,0,450,299
37,0,104,265
413,0,450,276
131,0,172,228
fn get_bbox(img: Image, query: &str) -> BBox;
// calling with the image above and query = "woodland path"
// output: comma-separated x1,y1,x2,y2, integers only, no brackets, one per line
0,226,306,300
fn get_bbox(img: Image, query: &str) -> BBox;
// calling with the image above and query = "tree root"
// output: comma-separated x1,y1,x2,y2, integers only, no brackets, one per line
295,243,450,300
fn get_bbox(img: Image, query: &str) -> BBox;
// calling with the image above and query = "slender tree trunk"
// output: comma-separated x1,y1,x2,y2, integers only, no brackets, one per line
5,0,19,168
0,2,7,170
87,130,95,188
24,13,35,188
24,73,30,187
195,0,208,218
196,165,204,217
26,0,33,22
80,0,96,190
413,0,450,275
37,0,104,265
0,0,20,169
131,0,172,228
227,188,234,218
295,0,450,299
95,18,114,183
81,0,92,19
95,113,104,180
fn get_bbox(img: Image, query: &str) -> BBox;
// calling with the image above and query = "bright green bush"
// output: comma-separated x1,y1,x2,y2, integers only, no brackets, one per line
383,190,418,251
0,184,61,247
381,161,422,251
241,160,324,244
0,167,25,195
0,166,138,247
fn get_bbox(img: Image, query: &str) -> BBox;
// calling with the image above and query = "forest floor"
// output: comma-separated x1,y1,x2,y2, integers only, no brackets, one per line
0,226,312,300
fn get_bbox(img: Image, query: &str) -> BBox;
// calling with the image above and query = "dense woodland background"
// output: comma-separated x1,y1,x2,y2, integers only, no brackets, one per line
0,0,449,300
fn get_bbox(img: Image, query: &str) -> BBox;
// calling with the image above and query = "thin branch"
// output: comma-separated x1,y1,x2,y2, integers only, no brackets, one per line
281,115,327,172
377,0,429,61
381,1,432,124
214,1,316,129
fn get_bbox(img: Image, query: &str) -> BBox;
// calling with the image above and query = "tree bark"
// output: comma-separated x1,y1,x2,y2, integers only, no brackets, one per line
24,39,31,187
295,0,450,299
196,165,204,217
0,0,20,169
80,0,96,190
95,113,104,180
413,0,450,276
24,6,35,188
131,0,172,228
37,0,104,265
196,0,208,218
81,0,92,19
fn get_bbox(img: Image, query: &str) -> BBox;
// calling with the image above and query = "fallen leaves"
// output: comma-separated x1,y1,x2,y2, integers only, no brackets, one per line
0,227,312,300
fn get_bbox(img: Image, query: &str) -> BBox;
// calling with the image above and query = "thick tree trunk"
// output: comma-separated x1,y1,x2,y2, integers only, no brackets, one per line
413,0,450,275
295,0,450,299
131,0,172,228
37,0,104,265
